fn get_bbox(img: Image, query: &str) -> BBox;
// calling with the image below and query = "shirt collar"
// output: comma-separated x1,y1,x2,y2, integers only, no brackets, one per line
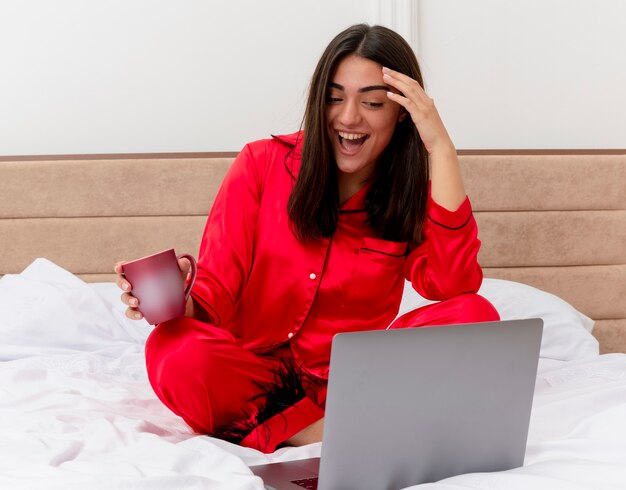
272,131,303,180
271,131,303,147
340,181,371,212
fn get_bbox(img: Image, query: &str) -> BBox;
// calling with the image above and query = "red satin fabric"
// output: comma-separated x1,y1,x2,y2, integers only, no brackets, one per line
190,132,484,378
144,131,498,452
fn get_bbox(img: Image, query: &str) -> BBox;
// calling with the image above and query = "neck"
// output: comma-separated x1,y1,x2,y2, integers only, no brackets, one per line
338,175,362,204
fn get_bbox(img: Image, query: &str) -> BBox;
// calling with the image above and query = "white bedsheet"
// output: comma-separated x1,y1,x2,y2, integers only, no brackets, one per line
1,259,625,489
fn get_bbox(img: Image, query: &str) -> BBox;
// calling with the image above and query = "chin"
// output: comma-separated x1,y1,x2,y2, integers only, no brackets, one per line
336,158,372,177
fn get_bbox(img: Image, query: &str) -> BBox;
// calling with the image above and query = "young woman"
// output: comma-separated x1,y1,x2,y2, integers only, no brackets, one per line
115,24,499,453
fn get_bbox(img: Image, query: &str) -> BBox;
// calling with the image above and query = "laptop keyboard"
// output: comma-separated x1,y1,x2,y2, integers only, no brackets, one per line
291,477,319,489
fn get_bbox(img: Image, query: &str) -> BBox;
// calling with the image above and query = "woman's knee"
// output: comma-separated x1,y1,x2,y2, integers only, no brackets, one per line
144,317,245,432
144,317,233,398
391,292,499,329
453,293,500,323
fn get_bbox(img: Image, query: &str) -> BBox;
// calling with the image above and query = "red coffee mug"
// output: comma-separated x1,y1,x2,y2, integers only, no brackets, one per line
121,249,197,325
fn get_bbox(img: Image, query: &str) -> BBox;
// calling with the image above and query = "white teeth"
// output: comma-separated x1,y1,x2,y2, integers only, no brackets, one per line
338,131,367,140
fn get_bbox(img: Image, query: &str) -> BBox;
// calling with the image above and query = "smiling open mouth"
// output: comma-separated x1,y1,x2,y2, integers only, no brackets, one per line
338,131,369,151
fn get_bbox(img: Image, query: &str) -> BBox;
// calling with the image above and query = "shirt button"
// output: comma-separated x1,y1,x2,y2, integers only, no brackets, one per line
309,273,317,280
287,332,294,339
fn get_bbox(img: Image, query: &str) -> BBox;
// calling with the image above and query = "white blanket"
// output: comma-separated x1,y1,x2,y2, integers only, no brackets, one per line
1,259,625,489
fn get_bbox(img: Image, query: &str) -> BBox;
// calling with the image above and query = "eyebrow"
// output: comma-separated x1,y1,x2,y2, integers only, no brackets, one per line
328,82,389,93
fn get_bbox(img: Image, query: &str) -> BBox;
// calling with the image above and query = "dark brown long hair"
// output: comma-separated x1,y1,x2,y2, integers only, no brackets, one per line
288,24,429,244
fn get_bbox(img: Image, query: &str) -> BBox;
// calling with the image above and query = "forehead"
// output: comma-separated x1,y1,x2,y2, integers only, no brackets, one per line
329,55,384,89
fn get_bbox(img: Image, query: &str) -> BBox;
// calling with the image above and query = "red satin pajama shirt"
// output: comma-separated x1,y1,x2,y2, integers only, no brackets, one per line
145,132,499,452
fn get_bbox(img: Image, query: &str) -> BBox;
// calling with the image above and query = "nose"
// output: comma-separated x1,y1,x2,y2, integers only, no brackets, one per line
337,100,362,127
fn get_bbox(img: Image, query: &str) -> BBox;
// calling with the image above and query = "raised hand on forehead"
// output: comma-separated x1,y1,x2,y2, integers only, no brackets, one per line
383,67,454,156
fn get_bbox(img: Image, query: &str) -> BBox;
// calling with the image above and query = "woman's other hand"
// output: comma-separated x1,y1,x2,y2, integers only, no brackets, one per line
383,66,466,211
382,66,454,156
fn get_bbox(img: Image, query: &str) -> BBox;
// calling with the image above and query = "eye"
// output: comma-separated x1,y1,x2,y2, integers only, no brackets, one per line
363,101,384,108
326,97,343,104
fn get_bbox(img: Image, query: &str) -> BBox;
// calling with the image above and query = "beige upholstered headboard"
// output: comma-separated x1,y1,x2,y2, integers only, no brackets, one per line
1,151,624,353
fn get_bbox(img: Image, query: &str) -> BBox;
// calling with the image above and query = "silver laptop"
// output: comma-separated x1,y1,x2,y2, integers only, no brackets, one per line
250,318,543,490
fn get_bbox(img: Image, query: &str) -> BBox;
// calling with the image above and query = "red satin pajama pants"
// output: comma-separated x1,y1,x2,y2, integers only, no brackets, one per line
145,293,499,452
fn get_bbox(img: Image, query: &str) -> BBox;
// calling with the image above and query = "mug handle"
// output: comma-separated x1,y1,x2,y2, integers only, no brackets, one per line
177,253,198,301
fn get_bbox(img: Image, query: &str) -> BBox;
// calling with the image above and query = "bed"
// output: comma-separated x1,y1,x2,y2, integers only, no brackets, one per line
1,149,625,489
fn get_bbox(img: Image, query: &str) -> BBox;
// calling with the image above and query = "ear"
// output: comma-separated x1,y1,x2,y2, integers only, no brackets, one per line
398,108,408,122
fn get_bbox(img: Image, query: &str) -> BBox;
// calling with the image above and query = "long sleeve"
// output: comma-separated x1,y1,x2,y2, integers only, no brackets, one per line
404,194,483,301
187,132,335,352
190,143,265,327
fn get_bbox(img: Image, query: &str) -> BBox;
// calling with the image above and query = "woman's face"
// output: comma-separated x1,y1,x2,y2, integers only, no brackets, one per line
325,55,404,186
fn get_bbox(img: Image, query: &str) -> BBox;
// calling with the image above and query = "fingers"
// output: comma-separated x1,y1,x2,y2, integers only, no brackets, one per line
114,263,131,292
126,308,143,320
121,292,143,320
117,276,131,292
177,256,194,284
177,257,191,275
114,261,143,320
125,307,144,320
382,66,452,153
382,67,434,115
121,291,138,307
382,66,426,98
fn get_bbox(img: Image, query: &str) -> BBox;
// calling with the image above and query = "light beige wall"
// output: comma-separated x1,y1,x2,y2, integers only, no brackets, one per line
2,1,624,154
0,0,382,155
417,0,626,149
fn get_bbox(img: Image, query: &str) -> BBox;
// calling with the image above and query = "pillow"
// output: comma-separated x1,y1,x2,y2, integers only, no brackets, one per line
397,278,599,361
0,258,151,360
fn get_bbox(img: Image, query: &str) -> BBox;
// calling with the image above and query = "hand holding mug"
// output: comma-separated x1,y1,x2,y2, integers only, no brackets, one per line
114,249,197,324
